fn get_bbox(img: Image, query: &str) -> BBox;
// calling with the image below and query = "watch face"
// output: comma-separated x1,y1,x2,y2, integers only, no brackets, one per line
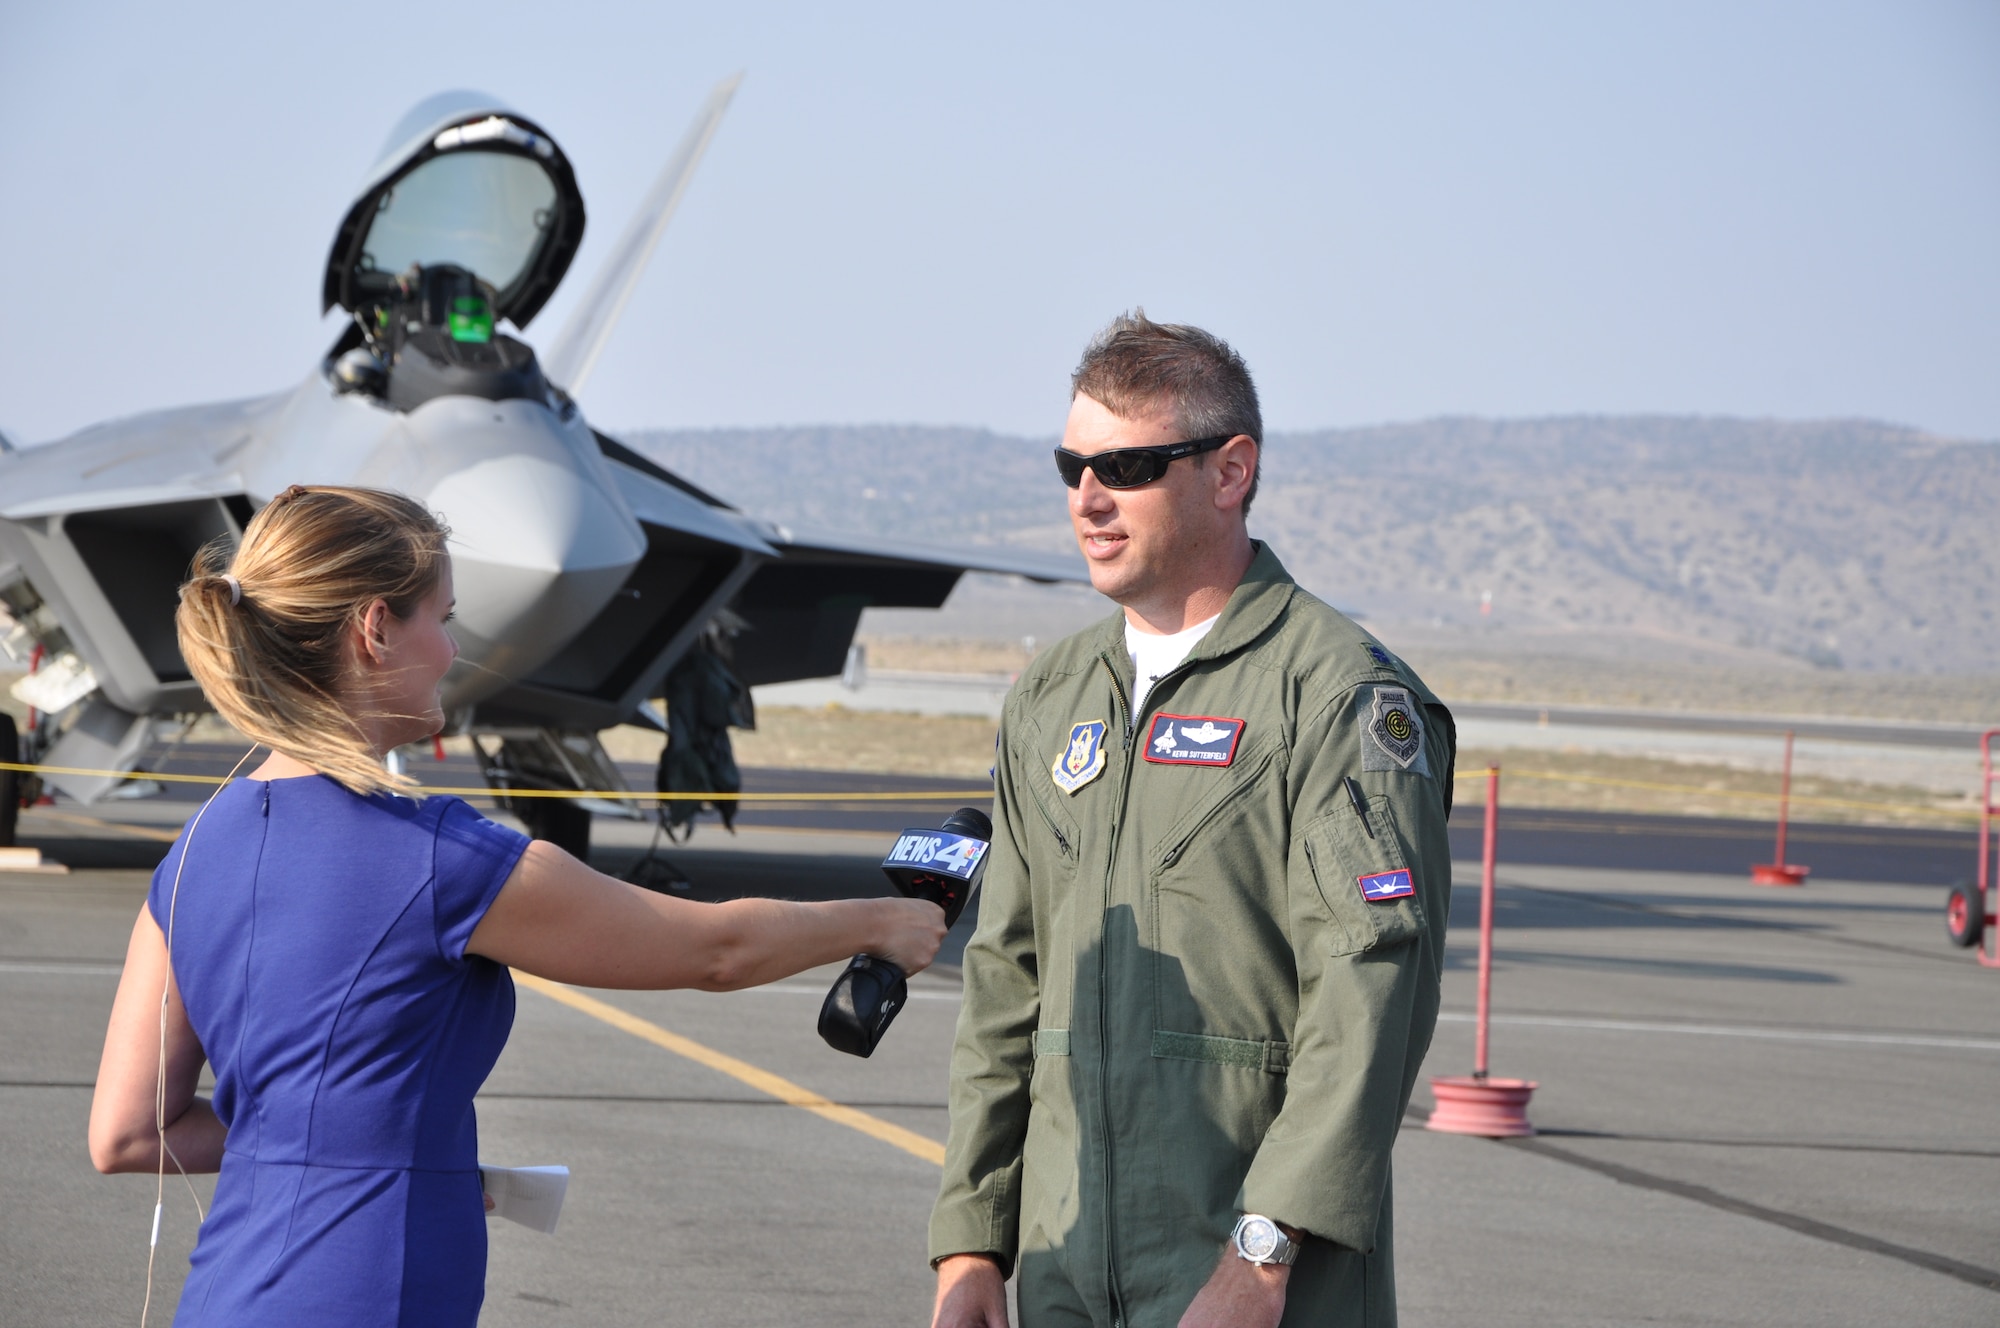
1238,1217,1280,1261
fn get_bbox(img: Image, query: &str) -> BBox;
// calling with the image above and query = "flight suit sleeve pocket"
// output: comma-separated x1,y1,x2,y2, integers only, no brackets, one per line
1301,794,1427,957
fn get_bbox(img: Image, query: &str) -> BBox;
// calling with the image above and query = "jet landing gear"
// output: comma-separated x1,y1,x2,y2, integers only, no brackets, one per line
515,796,591,862
474,731,641,865
1,714,19,848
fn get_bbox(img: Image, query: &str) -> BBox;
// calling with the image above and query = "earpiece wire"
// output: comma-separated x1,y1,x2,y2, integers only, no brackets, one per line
142,743,262,1328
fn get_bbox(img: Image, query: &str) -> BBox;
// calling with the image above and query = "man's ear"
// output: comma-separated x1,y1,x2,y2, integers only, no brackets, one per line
1213,435,1259,511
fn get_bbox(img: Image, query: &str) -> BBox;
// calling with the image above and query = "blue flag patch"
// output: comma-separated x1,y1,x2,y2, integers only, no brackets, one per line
1143,714,1246,766
1358,868,1415,902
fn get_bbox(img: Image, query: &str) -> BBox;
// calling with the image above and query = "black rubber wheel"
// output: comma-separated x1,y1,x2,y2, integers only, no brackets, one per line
1945,880,1987,949
0,713,18,849
517,796,592,862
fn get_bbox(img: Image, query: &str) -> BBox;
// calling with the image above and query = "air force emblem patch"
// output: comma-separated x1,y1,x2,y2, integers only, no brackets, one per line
1051,719,1109,794
1362,685,1431,776
1143,713,1246,766
1358,868,1415,902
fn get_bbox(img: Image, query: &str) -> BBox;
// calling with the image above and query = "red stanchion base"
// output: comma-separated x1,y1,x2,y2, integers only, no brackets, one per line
1426,1075,1537,1137
1751,863,1809,887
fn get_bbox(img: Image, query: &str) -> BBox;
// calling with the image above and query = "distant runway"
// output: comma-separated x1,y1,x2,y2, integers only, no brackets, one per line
760,671,1990,750
1449,700,1987,750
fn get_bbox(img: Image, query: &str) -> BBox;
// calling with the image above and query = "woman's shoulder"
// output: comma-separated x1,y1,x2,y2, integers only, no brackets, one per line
425,795,532,872
244,777,530,871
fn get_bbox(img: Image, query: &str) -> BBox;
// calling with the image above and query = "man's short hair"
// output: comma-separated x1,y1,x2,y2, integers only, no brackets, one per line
1070,310,1263,512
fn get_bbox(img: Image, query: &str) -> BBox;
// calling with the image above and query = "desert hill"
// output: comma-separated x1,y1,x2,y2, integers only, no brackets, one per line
623,416,1997,674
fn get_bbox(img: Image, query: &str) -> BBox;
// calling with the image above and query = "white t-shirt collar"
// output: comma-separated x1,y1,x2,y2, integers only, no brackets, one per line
1125,613,1220,725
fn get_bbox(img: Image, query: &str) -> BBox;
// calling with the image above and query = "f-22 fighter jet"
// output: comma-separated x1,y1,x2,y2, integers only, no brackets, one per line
0,78,1075,856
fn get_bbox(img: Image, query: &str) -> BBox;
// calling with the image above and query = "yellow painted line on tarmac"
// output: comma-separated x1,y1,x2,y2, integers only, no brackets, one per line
511,970,946,1167
25,807,184,844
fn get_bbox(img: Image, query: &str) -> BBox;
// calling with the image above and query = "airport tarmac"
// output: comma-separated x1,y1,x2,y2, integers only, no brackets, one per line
4,785,1997,1324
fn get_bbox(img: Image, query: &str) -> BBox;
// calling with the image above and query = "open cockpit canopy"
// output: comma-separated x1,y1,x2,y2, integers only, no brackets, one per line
322,92,585,330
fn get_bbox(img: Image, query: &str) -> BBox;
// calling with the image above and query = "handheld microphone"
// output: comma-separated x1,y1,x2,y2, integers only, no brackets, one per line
817,806,992,1058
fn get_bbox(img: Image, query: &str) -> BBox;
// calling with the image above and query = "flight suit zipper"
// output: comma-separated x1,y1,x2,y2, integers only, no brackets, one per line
1028,789,1075,862
1094,652,1133,1328
1093,642,1220,1326
1155,757,1268,873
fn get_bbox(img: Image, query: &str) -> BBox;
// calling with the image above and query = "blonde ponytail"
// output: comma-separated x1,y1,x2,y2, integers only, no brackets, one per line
176,486,450,797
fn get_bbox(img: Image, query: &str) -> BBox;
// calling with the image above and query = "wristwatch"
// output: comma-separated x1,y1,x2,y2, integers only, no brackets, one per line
1230,1213,1301,1266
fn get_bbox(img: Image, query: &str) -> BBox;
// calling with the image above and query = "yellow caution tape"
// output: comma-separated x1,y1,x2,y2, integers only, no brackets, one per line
0,761,237,787
0,760,986,802
0,760,1979,821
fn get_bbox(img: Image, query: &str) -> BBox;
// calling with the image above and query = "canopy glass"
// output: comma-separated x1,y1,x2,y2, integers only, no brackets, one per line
356,152,559,300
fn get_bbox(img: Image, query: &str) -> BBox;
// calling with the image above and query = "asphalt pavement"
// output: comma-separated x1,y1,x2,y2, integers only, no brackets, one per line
4,762,1996,1325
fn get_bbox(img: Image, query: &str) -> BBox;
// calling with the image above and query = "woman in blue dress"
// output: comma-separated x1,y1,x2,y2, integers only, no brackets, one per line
86,486,946,1325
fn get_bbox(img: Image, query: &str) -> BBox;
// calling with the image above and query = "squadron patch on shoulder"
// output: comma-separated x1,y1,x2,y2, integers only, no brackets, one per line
1050,719,1109,794
1143,714,1245,767
1362,685,1431,776
1358,868,1416,902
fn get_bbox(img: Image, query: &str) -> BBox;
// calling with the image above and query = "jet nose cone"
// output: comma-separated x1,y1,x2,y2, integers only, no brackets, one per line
434,453,645,575
428,454,646,694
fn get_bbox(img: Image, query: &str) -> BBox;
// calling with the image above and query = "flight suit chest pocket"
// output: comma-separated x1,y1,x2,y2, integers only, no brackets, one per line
1301,793,1427,957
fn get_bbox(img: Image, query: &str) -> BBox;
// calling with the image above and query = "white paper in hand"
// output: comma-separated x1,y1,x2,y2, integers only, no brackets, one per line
479,1164,569,1234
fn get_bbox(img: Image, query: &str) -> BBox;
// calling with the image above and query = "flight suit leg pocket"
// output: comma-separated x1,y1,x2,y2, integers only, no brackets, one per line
1301,794,1427,956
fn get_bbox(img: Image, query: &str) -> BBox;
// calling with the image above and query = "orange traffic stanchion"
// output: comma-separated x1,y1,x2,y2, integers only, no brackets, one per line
1947,730,1999,966
1751,730,1809,886
1428,765,1537,1137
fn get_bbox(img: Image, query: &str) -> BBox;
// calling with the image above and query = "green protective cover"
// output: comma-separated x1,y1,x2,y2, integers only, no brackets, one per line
930,543,1455,1328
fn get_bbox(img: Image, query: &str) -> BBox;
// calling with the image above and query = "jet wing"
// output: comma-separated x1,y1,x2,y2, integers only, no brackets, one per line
0,395,284,520
598,442,778,559
727,523,1085,688
0,397,290,721
765,524,1083,584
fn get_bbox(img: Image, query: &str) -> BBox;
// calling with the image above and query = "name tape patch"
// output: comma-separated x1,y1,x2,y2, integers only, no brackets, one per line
882,830,989,880
1358,868,1415,902
1143,714,1246,766
1051,719,1109,794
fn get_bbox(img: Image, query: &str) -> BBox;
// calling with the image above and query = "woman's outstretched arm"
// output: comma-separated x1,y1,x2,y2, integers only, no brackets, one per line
90,908,227,1174
466,841,947,990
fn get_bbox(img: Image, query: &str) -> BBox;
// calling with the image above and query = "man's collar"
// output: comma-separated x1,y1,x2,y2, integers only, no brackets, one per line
1185,541,1295,663
1093,541,1295,671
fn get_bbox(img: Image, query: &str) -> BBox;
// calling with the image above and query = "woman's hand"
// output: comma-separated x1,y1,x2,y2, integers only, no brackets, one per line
872,897,948,976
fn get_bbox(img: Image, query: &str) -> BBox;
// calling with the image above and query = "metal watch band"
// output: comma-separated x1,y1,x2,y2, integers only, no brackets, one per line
1231,1213,1301,1266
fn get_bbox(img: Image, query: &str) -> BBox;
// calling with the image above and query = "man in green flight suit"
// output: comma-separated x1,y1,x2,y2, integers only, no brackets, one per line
929,313,1455,1328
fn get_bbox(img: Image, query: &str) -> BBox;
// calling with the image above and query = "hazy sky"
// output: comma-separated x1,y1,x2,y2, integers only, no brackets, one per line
2,1,1994,446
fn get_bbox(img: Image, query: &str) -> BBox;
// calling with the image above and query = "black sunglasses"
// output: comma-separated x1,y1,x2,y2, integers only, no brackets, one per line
1053,435,1234,489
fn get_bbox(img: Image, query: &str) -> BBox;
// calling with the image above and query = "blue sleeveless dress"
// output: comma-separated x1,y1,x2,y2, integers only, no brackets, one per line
147,776,531,1326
